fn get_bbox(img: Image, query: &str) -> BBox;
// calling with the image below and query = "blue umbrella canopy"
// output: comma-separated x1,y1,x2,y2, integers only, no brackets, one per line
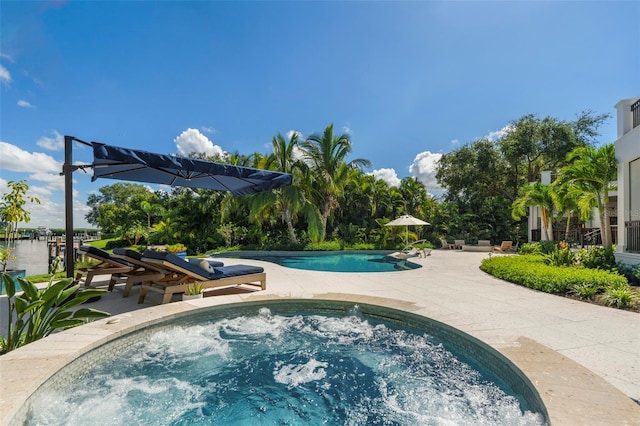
91,142,293,196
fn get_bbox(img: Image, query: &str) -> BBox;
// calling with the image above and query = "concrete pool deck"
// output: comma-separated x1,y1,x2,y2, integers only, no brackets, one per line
1,250,639,425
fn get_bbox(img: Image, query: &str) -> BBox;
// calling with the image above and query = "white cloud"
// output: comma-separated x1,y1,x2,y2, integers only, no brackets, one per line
0,142,61,173
486,124,514,141
0,64,10,84
28,172,65,190
371,168,401,187
36,130,64,150
283,130,306,161
17,100,35,108
408,151,442,190
174,128,224,157
200,126,215,134
286,130,303,141
451,139,459,147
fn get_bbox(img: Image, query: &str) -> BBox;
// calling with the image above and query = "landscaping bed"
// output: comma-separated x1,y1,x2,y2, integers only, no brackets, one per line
480,254,639,313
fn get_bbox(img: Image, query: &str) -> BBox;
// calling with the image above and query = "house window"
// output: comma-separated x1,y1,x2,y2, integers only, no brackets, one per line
633,99,640,128
631,157,640,221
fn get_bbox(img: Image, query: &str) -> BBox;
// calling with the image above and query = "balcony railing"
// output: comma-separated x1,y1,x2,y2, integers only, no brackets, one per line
626,220,640,253
632,99,640,129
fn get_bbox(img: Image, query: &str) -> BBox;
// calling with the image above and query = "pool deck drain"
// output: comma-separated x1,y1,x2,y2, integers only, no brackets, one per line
1,250,639,425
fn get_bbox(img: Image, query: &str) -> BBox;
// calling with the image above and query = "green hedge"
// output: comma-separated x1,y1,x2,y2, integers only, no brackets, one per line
480,255,628,294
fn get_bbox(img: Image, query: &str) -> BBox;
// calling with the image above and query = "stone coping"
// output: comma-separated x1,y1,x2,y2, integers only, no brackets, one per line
2,292,639,425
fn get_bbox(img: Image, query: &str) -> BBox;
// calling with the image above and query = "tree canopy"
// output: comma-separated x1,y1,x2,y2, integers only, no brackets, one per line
84,112,613,252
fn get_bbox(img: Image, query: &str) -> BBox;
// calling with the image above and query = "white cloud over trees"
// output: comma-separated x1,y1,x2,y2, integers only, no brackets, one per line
371,168,401,187
408,151,442,190
174,128,225,158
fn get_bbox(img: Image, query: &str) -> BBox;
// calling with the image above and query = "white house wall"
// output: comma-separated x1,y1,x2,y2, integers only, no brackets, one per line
614,97,640,266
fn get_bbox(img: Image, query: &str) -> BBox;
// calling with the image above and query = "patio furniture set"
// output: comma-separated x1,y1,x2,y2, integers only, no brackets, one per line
75,245,265,304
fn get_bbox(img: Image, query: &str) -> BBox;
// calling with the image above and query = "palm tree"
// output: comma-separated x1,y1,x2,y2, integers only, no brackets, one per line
140,200,165,229
398,177,429,218
249,132,318,244
298,124,371,242
511,181,558,241
558,144,617,248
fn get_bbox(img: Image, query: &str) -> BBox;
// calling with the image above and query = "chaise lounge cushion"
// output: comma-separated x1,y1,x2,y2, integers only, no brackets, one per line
80,245,131,265
210,265,264,279
142,250,226,277
112,248,145,261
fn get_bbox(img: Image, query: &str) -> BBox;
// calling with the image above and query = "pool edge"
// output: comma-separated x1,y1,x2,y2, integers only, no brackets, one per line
2,292,639,425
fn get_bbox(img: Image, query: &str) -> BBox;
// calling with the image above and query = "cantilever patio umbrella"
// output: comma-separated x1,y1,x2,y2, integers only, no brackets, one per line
91,142,293,196
385,214,430,246
62,136,293,276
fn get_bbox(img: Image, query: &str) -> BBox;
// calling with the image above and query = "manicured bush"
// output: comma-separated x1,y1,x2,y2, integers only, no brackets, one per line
345,243,376,250
576,246,616,271
304,240,342,251
518,243,541,255
480,255,627,294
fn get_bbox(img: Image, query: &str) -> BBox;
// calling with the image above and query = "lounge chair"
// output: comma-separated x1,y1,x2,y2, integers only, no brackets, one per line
493,241,513,253
388,240,431,259
138,250,266,304
454,239,465,250
478,240,491,247
76,245,133,289
440,239,454,250
111,248,216,297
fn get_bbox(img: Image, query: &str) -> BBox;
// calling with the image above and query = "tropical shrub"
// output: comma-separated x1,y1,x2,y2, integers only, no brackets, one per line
480,255,627,294
184,281,204,296
576,246,616,271
519,241,557,255
610,262,639,286
569,282,602,300
538,240,559,254
543,248,576,267
346,243,376,250
105,238,127,250
0,274,109,354
167,243,187,254
304,240,342,251
601,284,638,308
518,243,541,255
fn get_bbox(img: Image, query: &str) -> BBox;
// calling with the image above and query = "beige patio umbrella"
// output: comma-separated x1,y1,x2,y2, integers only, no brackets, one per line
385,214,430,246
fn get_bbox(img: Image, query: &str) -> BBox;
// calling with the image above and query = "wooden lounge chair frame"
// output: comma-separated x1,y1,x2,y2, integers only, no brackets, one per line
111,248,169,297
453,239,465,250
139,252,266,304
493,241,513,253
76,246,133,289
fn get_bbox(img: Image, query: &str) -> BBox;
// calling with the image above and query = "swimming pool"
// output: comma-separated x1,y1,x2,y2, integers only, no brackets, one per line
21,300,548,425
216,251,421,272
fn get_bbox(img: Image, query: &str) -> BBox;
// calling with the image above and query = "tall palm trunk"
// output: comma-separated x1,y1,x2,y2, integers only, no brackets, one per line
282,207,298,244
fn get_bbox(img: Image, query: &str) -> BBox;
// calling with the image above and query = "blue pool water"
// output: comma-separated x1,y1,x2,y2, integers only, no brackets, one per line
24,301,548,425
219,251,421,272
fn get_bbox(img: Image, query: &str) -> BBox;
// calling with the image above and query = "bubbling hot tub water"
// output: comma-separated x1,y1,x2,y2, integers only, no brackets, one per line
24,302,547,425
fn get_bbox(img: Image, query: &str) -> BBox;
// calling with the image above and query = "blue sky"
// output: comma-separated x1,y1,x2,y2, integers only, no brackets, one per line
1,1,638,229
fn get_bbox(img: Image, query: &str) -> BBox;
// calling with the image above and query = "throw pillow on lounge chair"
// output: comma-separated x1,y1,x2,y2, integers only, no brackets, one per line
187,257,224,273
